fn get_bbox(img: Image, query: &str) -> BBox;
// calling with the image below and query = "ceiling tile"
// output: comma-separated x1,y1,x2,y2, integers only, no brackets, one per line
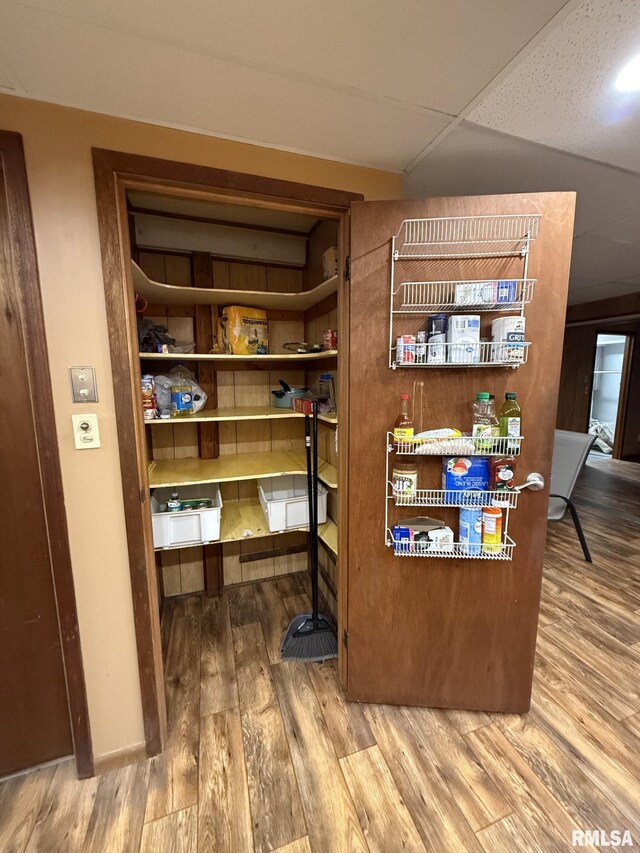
570,233,640,286
467,0,640,173
568,280,640,304
0,5,449,170
405,122,640,236
11,0,568,115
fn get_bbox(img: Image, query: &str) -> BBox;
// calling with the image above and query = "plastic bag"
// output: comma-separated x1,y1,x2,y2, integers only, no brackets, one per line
153,366,207,416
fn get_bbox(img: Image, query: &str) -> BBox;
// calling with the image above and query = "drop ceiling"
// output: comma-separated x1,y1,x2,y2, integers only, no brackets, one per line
1,0,640,304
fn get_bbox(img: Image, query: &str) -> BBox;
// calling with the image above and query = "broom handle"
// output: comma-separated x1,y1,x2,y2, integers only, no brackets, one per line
304,414,317,620
312,400,319,623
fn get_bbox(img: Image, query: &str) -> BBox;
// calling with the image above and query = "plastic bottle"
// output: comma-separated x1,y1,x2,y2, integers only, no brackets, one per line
482,506,503,554
318,373,336,412
170,366,194,418
499,392,522,454
472,392,499,451
167,491,182,512
393,395,414,449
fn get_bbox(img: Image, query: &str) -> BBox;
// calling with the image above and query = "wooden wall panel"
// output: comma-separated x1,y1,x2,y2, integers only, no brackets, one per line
556,326,595,433
305,220,339,291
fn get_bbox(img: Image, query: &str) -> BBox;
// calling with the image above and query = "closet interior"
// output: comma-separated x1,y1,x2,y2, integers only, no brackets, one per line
128,191,342,616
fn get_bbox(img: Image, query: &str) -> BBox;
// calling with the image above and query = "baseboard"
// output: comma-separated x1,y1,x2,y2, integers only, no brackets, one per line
93,742,147,775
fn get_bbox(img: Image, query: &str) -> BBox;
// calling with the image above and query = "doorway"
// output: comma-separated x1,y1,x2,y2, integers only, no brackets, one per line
0,130,92,777
589,333,633,458
93,148,357,754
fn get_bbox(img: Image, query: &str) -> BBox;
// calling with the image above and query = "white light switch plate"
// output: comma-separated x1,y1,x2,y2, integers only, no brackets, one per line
72,413,101,449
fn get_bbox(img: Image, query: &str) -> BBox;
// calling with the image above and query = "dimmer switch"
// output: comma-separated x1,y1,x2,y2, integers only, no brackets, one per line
72,414,101,449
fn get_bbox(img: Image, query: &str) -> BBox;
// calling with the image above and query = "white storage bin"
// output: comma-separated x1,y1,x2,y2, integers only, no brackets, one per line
258,475,327,533
151,484,223,549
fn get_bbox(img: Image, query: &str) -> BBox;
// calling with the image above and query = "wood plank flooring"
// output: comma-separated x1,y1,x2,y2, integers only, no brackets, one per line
1,456,639,851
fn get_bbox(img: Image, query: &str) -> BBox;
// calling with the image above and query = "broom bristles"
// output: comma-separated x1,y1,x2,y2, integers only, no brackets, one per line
281,613,338,662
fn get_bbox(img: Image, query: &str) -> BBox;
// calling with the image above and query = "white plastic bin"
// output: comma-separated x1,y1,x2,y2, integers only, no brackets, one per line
151,484,223,549
258,475,327,533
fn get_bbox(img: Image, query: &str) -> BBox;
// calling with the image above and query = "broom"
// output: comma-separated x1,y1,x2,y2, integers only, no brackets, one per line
281,402,338,662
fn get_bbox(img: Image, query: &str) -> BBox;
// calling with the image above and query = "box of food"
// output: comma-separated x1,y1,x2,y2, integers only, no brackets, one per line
322,246,339,281
218,306,268,355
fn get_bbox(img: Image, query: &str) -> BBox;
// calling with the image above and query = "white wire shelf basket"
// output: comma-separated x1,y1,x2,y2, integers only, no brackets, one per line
388,485,519,509
388,433,524,457
392,340,530,369
393,279,535,313
386,532,516,560
393,214,541,260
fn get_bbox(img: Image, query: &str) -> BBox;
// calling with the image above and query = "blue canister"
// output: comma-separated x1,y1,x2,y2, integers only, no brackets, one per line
459,507,483,555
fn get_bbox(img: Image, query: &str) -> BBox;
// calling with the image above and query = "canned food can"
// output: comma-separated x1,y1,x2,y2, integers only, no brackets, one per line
322,329,338,350
141,374,157,421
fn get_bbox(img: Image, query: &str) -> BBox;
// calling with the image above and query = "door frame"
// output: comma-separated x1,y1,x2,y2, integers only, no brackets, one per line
587,330,635,459
0,130,93,777
92,147,361,755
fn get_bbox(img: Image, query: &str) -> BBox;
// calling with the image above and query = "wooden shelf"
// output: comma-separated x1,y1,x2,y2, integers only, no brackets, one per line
318,518,338,555
132,260,338,311
147,406,337,425
139,350,337,363
154,496,338,551
149,451,338,489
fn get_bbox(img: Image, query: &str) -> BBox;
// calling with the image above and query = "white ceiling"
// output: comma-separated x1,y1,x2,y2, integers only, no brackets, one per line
1,0,640,304
0,0,569,170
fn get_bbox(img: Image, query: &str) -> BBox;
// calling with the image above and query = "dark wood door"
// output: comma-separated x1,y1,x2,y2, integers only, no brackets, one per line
346,192,575,713
0,135,74,774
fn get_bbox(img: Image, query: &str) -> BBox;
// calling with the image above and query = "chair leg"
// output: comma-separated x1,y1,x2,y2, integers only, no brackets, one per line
565,498,592,563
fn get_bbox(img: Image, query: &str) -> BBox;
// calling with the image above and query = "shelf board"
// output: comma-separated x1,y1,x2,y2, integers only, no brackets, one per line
154,496,338,551
132,260,338,311
318,518,338,555
147,406,337,425
139,350,337,363
149,450,338,489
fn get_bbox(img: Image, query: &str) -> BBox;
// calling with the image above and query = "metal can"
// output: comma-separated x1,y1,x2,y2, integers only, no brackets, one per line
322,329,338,351
141,374,157,421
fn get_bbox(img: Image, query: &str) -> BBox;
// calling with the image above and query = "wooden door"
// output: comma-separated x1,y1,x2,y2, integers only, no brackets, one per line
345,192,576,713
0,133,74,774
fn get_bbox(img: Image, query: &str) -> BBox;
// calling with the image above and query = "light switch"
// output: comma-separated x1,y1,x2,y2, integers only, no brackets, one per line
70,366,98,403
72,414,101,449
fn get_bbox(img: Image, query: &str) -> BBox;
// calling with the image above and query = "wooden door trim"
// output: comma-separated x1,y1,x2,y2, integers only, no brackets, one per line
92,147,361,754
0,130,93,778
614,333,634,459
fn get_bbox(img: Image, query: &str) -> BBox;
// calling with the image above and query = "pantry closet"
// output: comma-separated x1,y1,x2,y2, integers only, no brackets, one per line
94,148,575,755
130,195,342,611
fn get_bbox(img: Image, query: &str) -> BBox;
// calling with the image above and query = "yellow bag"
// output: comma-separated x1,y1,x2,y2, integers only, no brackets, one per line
218,306,269,355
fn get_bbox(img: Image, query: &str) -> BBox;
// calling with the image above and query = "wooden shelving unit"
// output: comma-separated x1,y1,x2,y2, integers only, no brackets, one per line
149,450,339,490
132,260,338,311
147,406,337,425
139,351,337,364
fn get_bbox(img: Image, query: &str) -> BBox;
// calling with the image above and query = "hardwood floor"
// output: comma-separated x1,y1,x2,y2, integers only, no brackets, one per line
1,457,639,852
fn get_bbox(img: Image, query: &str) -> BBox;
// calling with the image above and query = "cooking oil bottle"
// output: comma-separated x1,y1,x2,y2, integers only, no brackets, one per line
170,366,194,417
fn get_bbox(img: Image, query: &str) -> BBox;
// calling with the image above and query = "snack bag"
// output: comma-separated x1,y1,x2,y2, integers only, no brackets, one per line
218,306,268,355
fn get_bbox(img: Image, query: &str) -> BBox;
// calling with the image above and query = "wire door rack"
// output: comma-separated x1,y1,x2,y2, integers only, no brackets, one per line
389,213,540,369
384,433,517,560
